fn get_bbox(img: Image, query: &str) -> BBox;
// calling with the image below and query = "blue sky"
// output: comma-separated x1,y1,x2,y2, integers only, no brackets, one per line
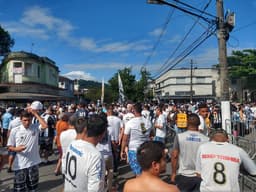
0,0,256,82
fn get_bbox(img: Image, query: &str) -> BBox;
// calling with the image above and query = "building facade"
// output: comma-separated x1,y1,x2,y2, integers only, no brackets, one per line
154,68,221,103
0,51,74,102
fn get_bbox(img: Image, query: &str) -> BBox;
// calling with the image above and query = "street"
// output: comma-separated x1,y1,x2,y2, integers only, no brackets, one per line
0,149,172,192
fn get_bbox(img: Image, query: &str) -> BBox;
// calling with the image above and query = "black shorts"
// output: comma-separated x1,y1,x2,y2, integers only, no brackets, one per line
14,165,39,192
175,174,202,192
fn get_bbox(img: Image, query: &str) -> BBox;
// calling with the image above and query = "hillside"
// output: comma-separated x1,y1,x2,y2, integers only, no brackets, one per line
78,79,108,89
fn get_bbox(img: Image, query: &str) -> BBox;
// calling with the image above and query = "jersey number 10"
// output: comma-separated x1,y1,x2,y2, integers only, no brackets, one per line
65,152,77,180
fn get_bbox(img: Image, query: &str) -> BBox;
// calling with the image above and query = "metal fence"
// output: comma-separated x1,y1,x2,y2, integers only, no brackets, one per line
225,119,256,191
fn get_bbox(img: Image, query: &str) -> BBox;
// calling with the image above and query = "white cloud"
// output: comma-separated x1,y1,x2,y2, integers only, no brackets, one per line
169,34,182,43
63,62,129,70
149,28,165,37
3,22,49,39
2,6,150,54
193,48,218,66
61,71,95,81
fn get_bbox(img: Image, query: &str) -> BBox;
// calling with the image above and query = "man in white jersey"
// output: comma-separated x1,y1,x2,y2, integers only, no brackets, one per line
106,105,123,174
154,106,167,144
141,104,151,121
196,128,256,192
7,109,47,192
59,115,77,175
64,114,107,192
198,103,209,135
121,103,152,176
122,103,135,126
171,113,208,191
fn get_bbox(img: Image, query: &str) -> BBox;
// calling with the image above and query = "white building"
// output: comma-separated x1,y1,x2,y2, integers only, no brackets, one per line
154,67,221,102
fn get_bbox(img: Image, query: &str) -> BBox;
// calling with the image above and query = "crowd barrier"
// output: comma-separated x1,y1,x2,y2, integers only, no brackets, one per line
225,119,256,191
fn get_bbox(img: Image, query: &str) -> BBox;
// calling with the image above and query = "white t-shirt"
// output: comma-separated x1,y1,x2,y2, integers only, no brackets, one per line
155,114,166,138
196,141,256,192
7,124,41,170
141,110,151,121
173,130,209,176
60,129,77,173
96,132,112,159
124,116,152,151
8,117,21,130
123,112,135,126
64,140,105,192
107,115,122,143
198,115,207,135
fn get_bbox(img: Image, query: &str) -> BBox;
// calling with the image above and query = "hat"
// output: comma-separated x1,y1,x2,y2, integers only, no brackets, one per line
30,101,43,110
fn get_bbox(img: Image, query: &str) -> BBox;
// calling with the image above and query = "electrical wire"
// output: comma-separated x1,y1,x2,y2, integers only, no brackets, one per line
172,0,216,19
152,0,214,77
154,24,216,78
143,7,175,67
157,0,215,24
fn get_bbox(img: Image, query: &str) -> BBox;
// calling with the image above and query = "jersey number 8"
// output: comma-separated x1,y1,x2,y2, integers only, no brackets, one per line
213,162,226,184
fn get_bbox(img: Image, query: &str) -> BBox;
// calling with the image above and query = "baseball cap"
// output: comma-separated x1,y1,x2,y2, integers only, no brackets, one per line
30,101,43,110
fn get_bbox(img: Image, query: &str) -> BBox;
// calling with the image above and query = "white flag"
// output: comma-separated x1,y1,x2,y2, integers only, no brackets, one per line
118,73,125,104
101,78,104,104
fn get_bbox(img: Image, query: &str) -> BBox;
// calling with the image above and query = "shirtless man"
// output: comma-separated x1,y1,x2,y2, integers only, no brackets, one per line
123,141,179,192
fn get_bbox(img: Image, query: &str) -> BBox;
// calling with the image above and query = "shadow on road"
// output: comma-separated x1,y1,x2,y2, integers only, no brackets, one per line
38,178,63,191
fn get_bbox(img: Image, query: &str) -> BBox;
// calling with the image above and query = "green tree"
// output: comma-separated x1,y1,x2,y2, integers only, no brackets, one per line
108,67,136,102
228,49,256,78
0,25,14,56
135,67,152,102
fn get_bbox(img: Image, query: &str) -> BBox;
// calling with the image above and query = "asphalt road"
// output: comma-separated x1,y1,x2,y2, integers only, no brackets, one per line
1,131,254,192
0,151,172,192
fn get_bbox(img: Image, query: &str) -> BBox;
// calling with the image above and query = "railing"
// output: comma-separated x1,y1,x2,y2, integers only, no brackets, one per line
225,119,256,191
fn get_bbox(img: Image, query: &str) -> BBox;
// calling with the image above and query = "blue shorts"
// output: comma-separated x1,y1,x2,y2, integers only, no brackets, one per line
128,150,141,175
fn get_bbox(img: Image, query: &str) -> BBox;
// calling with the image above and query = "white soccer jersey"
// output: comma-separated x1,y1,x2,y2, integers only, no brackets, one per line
8,117,21,130
155,114,166,138
107,115,122,143
60,129,77,173
173,130,209,176
124,116,152,151
141,110,151,121
7,124,41,170
64,140,105,192
196,141,256,192
123,112,135,126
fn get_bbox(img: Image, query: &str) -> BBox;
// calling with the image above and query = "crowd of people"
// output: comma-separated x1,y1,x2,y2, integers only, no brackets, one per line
0,100,256,191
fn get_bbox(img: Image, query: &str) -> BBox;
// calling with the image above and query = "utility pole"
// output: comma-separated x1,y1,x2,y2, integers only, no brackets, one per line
190,59,193,103
217,0,229,101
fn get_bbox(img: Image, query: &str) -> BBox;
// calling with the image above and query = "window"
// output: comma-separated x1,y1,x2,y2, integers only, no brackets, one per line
13,62,23,74
13,62,22,68
196,77,205,83
49,69,57,81
37,66,41,78
176,77,186,84
24,63,33,76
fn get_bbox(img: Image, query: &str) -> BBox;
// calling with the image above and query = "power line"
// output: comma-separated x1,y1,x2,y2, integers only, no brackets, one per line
153,23,216,78
155,0,215,24
233,20,256,33
172,0,216,19
152,0,214,77
143,7,175,67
